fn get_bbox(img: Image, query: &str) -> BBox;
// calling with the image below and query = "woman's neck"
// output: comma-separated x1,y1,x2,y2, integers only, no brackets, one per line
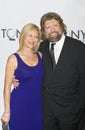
17,49,35,56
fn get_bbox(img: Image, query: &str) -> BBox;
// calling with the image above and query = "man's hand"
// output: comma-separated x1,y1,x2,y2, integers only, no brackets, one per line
12,76,19,88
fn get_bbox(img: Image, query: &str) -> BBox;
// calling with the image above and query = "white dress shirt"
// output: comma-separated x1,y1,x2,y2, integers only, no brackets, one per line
50,34,66,64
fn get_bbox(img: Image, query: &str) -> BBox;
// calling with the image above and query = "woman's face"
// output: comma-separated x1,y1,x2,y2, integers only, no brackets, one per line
23,30,39,49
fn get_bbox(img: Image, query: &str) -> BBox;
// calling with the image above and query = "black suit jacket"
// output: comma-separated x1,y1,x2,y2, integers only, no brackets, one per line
39,36,85,121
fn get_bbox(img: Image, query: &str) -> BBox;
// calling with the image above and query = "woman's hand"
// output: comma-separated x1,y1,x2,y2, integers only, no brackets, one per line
1,112,10,125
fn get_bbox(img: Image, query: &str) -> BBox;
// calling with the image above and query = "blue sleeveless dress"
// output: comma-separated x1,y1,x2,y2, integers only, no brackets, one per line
9,52,44,130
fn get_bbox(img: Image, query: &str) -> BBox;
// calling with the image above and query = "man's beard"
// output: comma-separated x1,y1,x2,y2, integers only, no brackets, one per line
48,32,62,42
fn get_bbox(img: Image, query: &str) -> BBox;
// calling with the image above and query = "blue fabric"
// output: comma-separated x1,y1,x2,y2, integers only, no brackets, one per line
9,52,44,130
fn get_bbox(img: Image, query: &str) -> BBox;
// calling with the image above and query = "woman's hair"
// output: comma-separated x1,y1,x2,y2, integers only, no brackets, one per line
40,12,67,40
19,23,41,52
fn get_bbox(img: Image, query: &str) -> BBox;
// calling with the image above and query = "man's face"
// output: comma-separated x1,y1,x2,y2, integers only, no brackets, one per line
44,19,63,42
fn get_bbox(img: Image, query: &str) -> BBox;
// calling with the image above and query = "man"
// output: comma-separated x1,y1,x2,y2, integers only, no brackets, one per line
39,12,85,130
14,12,85,130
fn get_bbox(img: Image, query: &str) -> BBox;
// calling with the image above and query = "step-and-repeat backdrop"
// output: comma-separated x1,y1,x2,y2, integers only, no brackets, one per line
0,0,85,129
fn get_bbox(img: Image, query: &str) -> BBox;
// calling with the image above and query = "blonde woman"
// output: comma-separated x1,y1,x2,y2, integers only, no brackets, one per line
1,23,44,130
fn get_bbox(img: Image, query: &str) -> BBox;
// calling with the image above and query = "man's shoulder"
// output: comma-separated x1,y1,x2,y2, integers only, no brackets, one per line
65,36,85,55
39,39,49,52
40,39,49,44
66,36,85,46
40,39,49,48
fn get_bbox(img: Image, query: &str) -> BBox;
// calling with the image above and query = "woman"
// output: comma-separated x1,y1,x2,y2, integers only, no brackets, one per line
1,23,44,130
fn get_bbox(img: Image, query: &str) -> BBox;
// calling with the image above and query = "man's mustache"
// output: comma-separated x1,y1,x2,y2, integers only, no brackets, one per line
49,31,58,35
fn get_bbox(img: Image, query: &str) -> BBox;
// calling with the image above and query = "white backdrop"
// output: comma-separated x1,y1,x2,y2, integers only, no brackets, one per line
0,0,85,129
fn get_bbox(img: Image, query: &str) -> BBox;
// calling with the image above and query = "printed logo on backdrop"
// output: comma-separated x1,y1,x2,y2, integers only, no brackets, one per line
68,30,85,43
0,28,85,43
1,28,20,41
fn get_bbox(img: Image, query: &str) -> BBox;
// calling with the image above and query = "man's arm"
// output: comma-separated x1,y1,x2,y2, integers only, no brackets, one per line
78,43,85,109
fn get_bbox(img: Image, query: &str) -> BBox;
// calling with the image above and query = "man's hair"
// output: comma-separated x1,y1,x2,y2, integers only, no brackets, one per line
40,12,67,40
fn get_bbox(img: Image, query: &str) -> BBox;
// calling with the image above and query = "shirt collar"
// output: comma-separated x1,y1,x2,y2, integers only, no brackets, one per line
50,34,66,49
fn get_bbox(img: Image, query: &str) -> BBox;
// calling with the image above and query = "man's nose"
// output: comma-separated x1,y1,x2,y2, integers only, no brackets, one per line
51,27,55,32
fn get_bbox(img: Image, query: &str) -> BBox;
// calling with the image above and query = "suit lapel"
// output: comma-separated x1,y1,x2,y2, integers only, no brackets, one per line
54,36,70,70
43,37,70,73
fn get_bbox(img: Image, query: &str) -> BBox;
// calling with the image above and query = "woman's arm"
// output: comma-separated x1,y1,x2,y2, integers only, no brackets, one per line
1,55,17,124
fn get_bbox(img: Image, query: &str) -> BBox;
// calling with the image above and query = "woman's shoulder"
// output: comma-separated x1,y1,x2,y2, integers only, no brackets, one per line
6,53,18,70
8,53,17,61
6,53,17,66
